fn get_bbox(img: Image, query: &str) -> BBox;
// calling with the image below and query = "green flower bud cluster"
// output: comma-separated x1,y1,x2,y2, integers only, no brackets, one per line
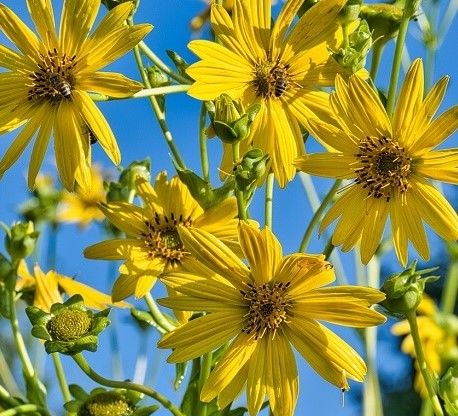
380,261,439,317
360,3,403,47
331,20,372,75
26,295,110,355
65,385,158,416
439,365,458,416
206,94,260,144
3,221,39,262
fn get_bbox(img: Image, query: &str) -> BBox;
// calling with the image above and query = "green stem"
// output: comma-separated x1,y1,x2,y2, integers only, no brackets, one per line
298,180,341,253
370,42,385,82
199,103,210,183
138,41,191,85
0,404,50,416
342,23,350,48
196,352,213,416
420,400,434,416
0,346,20,397
51,353,71,404
0,386,21,408
322,238,335,260
232,142,247,221
264,172,274,228
89,84,191,101
144,292,176,333
386,8,411,116
131,41,186,169
441,246,458,314
405,311,444,416
72,353,185,416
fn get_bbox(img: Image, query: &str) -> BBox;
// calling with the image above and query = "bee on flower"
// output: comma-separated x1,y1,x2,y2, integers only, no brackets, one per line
0,0,152,190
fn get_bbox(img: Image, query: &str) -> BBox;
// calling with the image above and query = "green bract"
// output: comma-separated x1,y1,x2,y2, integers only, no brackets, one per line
26,294,110,355
64,385,159,416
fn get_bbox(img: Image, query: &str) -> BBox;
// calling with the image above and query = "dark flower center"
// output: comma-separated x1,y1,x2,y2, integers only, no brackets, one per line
252,60,292,99
141,212,192,265
240,281,291,339
28,48,76,103
354,136,412,202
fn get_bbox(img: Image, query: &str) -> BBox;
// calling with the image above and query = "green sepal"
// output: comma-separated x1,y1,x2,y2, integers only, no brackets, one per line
31,324,52,341
64,400,81,412
119,159,152,192
166,50,193,81
174,362,188,390
132,405,160,416
69,384,89,401
25,306,51,326
25,373,47,408
439,365,458,416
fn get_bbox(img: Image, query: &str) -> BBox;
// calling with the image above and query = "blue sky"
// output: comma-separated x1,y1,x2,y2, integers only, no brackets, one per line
0,1,457,415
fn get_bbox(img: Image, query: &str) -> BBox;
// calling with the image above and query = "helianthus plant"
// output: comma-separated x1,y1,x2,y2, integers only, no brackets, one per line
0,0,457,415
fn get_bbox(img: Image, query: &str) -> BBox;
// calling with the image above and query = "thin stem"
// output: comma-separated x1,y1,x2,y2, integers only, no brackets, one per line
342,23,350,48
51,353,71,404
386,10,411,116
196,352,213,416
406,311,444,416
144,292,176,333
298,180,341,253
73,354,185,416
370,43,385,82
0,404,50,416
232,142,247,221
420,400,433,416
322,238,335,260
138,41,191,85
130,39,186,169
89,84,190,101
199,102,210,183
0,346,20,397
441,246,458,314
264,172,274,228
0,386,21,408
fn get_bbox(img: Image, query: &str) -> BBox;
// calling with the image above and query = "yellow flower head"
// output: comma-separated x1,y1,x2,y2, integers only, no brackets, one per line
84,172,241,302
187,0,361,187
392,297,457,398
158,222,386,416
295,59,458,266
57,165,106,228
16,260,128,312
0,0,152,190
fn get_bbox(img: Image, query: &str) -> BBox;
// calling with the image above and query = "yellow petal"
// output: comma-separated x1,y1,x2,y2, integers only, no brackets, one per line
294,153,355,179
76,72,142,98
247,337,269,416
218,364,248,409
111,274,137,302
34,266,62,312
99,202,149,236
26,0,58,49
84,239,144,260
416,149,458,184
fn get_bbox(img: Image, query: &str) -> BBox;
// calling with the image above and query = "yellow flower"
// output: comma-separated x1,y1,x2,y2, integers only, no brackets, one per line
16,260,128,312
0,0,152,190
392,297,457,398
186,0,362,187
158,222,386,416
295,59,458,266
57,165,106,228
84,172,240,303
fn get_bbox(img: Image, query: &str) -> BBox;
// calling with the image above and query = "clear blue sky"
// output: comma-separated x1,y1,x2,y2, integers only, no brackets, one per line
0,1,457,415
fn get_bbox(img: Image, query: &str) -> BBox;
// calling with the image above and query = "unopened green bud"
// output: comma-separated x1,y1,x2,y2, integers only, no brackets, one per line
338,0,362,25
380,261,439,316
234,149,270,204
26,295,110,355
360,4,403,46
119,159,151,192
208,94,260,144
439,365,458,416
166,50,193,82
332,20,372,74
5,221,39,261
146,67,169,88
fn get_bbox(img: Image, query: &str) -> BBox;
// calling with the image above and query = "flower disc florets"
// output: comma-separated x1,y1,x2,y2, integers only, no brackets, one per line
26,294,110,355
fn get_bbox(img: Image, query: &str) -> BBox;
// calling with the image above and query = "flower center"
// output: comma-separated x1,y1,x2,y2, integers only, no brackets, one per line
240,281,291,339
47,309,92,341
252,60,292,99
83,393,133,416
354,136,412,202
141,212,192,265
28,48,77,103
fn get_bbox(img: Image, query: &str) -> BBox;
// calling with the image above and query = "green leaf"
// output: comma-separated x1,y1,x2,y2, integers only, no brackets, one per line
174,362,188,390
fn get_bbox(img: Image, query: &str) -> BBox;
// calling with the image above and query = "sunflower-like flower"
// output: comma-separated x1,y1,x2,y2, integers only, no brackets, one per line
392,296,458,398
84,172,240,303
16,260,128,312
295,59,458,266
0,0,152,190
57,166,106,228
158,222,386,416
186,0,364,187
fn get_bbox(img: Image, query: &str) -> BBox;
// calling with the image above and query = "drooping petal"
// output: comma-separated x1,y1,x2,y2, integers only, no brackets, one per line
76,72,142,98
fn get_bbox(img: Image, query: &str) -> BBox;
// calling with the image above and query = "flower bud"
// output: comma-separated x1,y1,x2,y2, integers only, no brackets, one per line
119,159,151,192
207,94,260,144
338,0,362,25
360,4,403,46
5,221,39,261
439,365,458,415
380,261,439,317
331,20,372,74
26,294,110,355
146,66,169,88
